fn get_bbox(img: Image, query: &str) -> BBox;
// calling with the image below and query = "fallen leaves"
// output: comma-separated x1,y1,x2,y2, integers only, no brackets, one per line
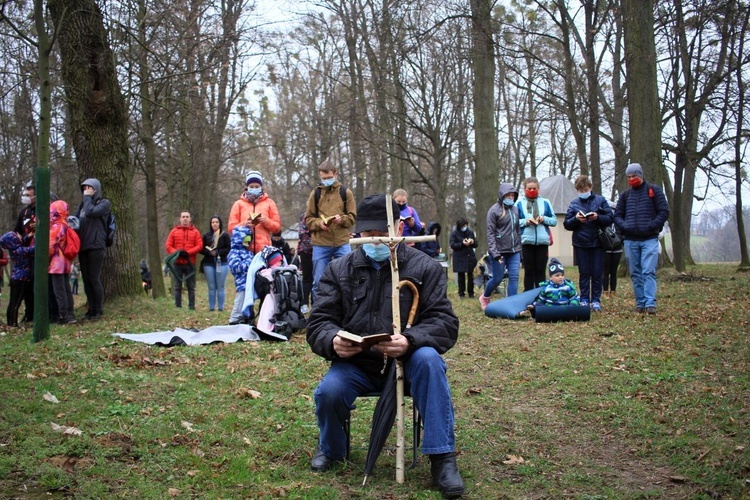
503,454,525,465
43,392,60,404
237,388,261,399
50,422,82,436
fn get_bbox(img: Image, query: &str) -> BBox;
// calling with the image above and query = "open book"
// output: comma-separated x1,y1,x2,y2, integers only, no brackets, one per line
247,212,262,223
577,211,597,219
336,330,392,348
320,214,337,225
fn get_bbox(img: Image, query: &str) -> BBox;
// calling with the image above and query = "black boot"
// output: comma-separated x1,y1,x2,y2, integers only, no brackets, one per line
430,452,464,498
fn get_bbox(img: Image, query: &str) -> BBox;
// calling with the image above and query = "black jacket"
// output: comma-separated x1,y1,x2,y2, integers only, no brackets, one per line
449,227,478,273
200,231,231,266
76,178,111,251
307,244,459,376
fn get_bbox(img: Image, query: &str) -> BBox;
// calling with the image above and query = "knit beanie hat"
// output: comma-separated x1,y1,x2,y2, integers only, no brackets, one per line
548,258,564,276
625,163,644,179
267,250,283,268
245,170,263,186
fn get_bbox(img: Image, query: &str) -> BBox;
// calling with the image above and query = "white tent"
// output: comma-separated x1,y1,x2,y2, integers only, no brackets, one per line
539,175,578,267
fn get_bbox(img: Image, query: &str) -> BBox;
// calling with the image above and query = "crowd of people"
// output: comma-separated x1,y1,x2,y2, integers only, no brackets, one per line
0,163,671,498
1,179,111,327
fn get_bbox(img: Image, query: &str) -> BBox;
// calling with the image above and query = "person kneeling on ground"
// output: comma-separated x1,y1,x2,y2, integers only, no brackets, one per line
306,194,464,498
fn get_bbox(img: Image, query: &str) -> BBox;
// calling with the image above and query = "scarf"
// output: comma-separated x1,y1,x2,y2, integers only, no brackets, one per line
242,190,262,204
526,198,540,220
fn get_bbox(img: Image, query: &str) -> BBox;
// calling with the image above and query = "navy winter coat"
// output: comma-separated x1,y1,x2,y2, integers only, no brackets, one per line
563,193,614,248
614,182,669,241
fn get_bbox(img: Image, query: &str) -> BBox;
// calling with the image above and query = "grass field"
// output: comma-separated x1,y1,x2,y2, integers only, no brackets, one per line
1,264,748,499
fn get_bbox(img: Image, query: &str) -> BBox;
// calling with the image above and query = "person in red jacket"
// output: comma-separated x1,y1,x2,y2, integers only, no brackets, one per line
166,211,203,309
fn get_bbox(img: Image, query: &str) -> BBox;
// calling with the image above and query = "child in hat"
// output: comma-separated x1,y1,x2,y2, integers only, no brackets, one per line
227,225,254,325
526,258,580,315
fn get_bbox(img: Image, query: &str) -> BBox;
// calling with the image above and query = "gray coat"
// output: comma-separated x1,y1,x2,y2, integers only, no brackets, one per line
486,183,521,259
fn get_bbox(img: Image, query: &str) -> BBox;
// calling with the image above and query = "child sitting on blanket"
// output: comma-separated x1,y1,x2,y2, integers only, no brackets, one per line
227,225,254,325
526,258,580,316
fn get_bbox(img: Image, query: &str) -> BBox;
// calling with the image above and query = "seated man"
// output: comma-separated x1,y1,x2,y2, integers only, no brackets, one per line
306,194,464,498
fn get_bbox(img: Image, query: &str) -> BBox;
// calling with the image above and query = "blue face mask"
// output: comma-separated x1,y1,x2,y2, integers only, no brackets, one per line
503,198,515,207
247,187,262,196
362,243,391,262
579,191,592,200
321,178,336,187
461,225,468,232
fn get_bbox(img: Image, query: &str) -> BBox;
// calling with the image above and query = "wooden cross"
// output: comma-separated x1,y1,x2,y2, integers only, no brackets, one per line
349,200,436,484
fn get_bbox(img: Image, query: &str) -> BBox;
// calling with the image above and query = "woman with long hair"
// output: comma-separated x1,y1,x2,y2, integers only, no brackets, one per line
200,215,231,311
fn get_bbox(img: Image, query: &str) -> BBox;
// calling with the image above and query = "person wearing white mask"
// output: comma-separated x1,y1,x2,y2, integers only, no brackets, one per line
305,159,357,301
227,170,282,255
563,175,613,312
449,218,477,298
14,185,36,235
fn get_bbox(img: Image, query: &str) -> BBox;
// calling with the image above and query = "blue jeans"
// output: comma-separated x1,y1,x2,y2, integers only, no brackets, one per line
483,252,521,298
624,239,660,308
574,246,604,303
314,347,456,459
312,244,351,301
204,263,229,311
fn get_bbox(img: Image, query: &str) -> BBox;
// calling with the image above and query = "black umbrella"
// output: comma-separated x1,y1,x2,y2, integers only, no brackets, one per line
164,250,195,282
362,280,420,485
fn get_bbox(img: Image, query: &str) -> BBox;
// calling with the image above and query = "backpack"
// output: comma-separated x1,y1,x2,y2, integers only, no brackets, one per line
314,185,347,217
104,212,116,247
63,228,81,261
270,265,306,338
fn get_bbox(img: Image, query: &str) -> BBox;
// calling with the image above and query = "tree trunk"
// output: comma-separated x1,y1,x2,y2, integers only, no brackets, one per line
48,0,141,298
138,0,166,298
33,0,52,341
471,0,500,254
622,0,662,180
734,4,750,269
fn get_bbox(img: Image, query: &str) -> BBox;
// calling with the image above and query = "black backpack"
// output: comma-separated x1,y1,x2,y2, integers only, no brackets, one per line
270,266,306,338
313,185,347,217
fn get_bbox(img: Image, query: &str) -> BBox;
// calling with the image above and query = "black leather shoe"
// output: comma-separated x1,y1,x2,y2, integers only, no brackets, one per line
430,452,464,498
310,447,342,472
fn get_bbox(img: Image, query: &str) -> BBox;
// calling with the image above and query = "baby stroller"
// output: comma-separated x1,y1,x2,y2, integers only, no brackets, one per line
473,253,507,297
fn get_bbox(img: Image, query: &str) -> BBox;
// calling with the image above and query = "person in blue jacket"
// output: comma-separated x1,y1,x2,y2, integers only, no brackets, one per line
563,175,613,312
516,177,556,291
614,163,670,314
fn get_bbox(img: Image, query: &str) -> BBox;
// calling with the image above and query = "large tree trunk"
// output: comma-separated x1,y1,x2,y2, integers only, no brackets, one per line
49,0,141,298
471,0,500,254
138,0,166,298
622,0,662,181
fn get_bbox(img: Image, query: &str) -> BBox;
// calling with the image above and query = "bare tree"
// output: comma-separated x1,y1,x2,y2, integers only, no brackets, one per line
471,0,500,252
